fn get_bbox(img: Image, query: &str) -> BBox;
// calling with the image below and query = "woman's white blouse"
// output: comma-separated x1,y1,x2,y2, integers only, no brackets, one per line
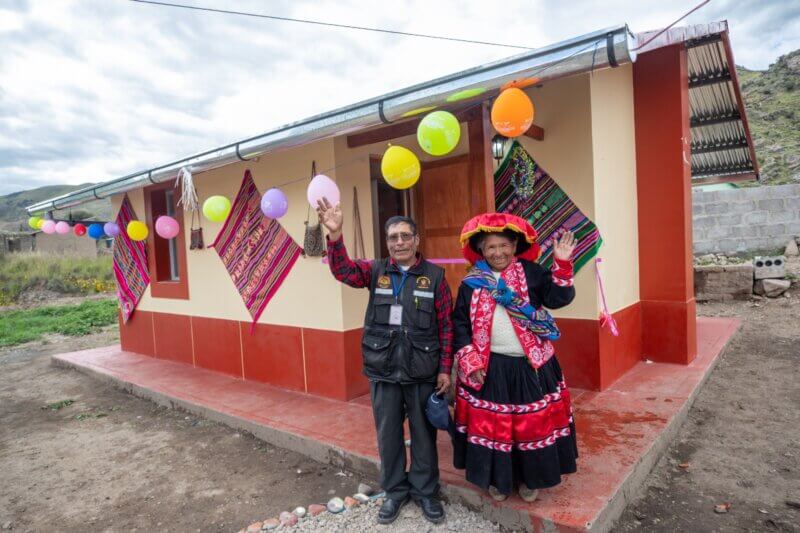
489,271,526,357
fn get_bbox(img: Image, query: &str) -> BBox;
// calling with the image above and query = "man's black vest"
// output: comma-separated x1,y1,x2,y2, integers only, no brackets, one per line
361,257,444,383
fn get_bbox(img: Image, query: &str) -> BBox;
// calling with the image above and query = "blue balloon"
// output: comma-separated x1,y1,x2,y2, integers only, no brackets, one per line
88,223,105,239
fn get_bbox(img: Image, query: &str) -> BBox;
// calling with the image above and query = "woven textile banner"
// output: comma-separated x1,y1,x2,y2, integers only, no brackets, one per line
495,141,602,273
210,170,302,328
113,195,150,323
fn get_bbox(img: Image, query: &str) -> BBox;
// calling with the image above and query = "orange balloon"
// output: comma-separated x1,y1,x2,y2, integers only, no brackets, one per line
491,87,535,138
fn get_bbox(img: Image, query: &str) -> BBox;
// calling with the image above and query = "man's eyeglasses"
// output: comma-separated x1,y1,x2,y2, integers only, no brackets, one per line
387,232,415,244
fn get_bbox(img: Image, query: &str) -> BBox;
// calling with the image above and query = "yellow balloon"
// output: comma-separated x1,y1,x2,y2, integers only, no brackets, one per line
36,219,45,229
127,220,149,241
381,145,421,190
28,216,42,229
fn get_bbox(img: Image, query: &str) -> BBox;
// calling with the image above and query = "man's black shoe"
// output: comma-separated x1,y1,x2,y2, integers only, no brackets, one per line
377,495,410,524
415,497,445,524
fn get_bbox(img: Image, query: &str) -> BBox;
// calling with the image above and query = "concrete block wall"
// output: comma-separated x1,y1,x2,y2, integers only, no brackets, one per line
693,184,800,254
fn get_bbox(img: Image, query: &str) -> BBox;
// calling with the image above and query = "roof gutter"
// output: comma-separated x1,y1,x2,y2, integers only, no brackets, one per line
27,24,637,215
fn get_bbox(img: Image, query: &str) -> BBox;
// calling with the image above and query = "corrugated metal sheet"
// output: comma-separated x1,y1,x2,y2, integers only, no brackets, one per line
687,35,755,181
637,21,758,184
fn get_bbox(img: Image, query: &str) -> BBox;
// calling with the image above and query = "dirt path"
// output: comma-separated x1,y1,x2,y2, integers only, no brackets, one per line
2,293,798,532
614,296,800,532
0,332,364,533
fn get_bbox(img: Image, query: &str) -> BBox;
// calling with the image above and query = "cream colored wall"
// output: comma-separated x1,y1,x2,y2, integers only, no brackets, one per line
111,69,639,329
589,64,640,313
515,75,599,320
112,139,355,331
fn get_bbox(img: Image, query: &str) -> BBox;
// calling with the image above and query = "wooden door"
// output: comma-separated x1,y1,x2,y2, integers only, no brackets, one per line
415,154,480,297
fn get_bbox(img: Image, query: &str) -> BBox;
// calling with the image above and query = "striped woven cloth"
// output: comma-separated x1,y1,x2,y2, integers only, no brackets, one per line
210,170,302,328
113,195,150,323
495,141,602,273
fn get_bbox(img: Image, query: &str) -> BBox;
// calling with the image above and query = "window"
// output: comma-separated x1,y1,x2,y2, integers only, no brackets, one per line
144,182,189,299
164,190,179,281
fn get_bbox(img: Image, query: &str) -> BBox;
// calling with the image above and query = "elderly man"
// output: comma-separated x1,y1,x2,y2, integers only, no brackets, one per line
317,198,452,525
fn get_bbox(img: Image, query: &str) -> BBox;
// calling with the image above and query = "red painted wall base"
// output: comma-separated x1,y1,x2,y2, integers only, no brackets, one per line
556,302,643,391
120,301,646,396
119,311,370,401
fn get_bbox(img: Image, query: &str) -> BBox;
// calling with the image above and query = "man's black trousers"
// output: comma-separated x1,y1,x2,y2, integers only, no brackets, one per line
369,380,439,500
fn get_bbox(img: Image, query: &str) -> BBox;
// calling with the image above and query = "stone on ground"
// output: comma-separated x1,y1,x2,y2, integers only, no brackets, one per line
755,278,791,298
327,497,345,513
260,517,279,530
308,504,326,516
344,496,359,509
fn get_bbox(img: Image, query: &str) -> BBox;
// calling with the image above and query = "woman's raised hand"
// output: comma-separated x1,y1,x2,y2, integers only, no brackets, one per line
553,231,576,262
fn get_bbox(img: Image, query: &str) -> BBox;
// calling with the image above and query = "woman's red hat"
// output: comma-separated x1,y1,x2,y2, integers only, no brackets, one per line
459,212,540,265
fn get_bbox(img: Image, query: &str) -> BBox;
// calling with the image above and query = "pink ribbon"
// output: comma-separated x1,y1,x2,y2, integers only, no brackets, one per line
595,257,619,337
428,258,467,264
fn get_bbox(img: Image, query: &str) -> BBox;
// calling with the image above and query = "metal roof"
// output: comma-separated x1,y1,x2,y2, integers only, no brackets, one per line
25,25,636,215
637,21,759,185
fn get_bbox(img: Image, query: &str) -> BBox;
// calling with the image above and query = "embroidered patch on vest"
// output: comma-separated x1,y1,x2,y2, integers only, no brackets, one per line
416,276,431,290
377,275,391,289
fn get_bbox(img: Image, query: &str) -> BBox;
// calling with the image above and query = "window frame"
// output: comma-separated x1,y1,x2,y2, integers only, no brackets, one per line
143,181,189,299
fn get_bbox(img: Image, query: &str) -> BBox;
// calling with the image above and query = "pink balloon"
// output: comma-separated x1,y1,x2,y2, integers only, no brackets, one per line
55,221,71,234
41,220,56,234
155,216,180,239
307,174,340,207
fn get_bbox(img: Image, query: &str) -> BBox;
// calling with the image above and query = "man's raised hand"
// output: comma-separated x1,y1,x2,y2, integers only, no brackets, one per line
316,197,343,240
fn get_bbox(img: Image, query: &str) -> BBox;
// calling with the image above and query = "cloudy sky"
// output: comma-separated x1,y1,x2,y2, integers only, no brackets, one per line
1,0,798,196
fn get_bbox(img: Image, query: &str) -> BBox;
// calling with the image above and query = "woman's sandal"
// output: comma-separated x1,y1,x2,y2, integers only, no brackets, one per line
519,485,539,503
488,486,508,501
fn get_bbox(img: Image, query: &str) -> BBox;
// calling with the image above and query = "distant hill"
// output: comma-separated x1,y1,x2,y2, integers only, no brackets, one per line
738,49,800,185
0,183,113,232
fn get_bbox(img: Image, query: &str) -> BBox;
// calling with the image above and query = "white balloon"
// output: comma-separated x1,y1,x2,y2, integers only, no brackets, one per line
306,174,340,207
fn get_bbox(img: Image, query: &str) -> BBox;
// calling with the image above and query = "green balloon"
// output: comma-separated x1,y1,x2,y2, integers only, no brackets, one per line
28,216,42,229
202,195,232,223
417,111,461,156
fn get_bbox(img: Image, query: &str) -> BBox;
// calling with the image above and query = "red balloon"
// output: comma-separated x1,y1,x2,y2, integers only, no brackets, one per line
73,223,87,236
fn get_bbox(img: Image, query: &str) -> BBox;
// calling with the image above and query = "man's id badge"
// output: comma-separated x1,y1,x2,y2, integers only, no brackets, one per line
389,304,403,326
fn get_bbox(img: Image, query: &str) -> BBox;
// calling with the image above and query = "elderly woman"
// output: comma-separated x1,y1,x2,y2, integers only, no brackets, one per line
452,213,578,502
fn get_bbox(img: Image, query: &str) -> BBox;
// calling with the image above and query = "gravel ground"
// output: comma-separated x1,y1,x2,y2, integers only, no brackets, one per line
288,498,501,533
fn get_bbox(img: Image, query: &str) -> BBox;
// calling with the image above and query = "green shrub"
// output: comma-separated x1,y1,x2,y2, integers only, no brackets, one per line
0,252,115,303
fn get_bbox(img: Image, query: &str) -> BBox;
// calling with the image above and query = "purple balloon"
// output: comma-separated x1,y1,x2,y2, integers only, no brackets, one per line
103,222,120,237
261,188,289,219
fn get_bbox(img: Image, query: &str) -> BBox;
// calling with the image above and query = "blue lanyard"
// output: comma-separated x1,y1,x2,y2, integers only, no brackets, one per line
391,272,409,301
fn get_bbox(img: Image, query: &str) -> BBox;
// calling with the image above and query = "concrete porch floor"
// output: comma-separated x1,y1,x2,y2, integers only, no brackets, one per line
52,316,739,532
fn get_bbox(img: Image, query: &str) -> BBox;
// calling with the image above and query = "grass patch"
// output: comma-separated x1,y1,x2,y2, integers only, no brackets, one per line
42,399,75,410
0,298,118,347
76,411,107,421
0,252,115,305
